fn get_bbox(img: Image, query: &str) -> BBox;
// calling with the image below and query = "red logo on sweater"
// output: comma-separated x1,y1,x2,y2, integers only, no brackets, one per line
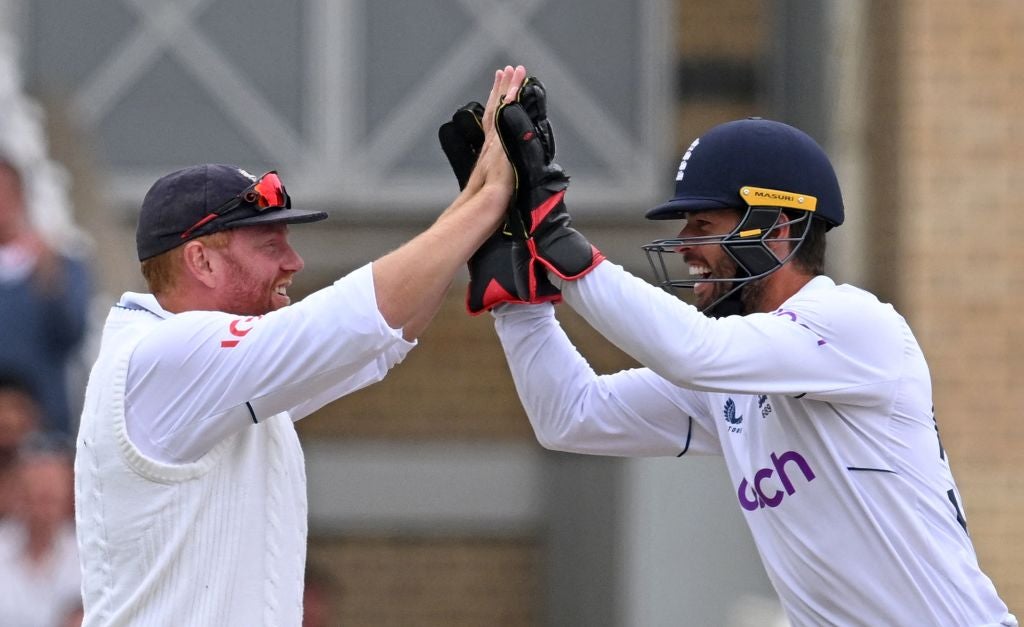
220,316,260,348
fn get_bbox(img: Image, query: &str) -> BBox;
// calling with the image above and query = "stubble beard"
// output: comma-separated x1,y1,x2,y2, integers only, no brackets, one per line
219,253,276,317
738,277,769,314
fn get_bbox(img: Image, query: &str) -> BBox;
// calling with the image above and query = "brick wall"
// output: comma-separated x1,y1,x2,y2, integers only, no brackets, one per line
896,0,1024,611
309,536,541,627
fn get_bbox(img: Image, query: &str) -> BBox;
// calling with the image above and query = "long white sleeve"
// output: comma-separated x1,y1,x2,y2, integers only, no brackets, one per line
493,303,720,457
558,262,902,405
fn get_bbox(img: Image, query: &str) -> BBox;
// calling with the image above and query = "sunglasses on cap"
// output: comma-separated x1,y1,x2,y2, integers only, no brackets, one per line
180,170,291,240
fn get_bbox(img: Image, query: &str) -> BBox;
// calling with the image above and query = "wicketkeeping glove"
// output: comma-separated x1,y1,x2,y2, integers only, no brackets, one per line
496,77,604,302
438,102,486,190
438,101,560,315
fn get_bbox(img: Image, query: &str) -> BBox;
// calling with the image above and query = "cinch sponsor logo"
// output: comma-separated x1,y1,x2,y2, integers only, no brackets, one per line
737,450,816,511
753,190,795,203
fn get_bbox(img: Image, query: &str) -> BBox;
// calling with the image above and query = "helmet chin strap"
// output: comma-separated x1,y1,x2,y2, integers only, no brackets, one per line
643,206,814,318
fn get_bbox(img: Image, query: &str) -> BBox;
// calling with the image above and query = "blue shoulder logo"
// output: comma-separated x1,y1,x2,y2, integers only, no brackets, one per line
724,398,743,425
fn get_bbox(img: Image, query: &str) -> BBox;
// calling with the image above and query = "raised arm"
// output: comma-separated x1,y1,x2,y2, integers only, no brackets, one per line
372,65,526,340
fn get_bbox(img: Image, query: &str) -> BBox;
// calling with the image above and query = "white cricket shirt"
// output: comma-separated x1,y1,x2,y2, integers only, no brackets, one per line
76,263,414,626
494,261,1015,627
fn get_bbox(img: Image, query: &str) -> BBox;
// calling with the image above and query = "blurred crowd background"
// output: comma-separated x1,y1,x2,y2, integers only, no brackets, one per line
0,1,1020,626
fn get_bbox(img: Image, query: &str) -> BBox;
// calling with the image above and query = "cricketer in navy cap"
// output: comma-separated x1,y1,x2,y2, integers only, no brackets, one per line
136,163,326,261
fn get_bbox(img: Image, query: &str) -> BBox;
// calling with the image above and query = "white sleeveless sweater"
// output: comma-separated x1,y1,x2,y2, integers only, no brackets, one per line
75,305,307,626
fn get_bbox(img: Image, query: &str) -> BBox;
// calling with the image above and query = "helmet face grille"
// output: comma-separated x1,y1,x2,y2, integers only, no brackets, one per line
642,206,814,316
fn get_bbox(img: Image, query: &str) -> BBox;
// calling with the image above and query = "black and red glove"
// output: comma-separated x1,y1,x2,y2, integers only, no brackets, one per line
438,101,560,315
438,102,485,190
496,77,604,302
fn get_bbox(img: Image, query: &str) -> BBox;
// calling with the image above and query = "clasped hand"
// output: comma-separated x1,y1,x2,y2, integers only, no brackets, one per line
439,65,604,314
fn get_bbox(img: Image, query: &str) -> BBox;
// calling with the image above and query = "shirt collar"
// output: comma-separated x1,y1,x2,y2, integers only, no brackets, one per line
797,274,836,294
116,292,174,320
777,275,836,309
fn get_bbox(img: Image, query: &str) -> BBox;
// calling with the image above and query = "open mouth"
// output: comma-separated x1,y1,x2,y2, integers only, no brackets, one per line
689,263,714,301
689,264,712,281
273,282,291,304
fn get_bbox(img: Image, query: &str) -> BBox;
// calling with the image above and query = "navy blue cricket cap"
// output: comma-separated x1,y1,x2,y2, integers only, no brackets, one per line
646,118,844,228
136,163,328,261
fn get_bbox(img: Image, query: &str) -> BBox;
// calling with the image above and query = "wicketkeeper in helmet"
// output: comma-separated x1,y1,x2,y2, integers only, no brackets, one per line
441,77,1016,627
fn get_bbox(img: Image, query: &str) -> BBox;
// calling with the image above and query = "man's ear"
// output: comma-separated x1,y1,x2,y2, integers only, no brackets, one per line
766,211,795,254
771,210,794,236
181,240,218,289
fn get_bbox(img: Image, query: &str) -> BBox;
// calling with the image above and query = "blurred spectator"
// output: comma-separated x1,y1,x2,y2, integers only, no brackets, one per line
0,436,80,627
304,560,340,627
59,603,83,627
0,158,91,437
0,372,42,519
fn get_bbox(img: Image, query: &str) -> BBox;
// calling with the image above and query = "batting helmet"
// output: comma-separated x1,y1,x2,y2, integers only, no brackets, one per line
642,118,844,316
